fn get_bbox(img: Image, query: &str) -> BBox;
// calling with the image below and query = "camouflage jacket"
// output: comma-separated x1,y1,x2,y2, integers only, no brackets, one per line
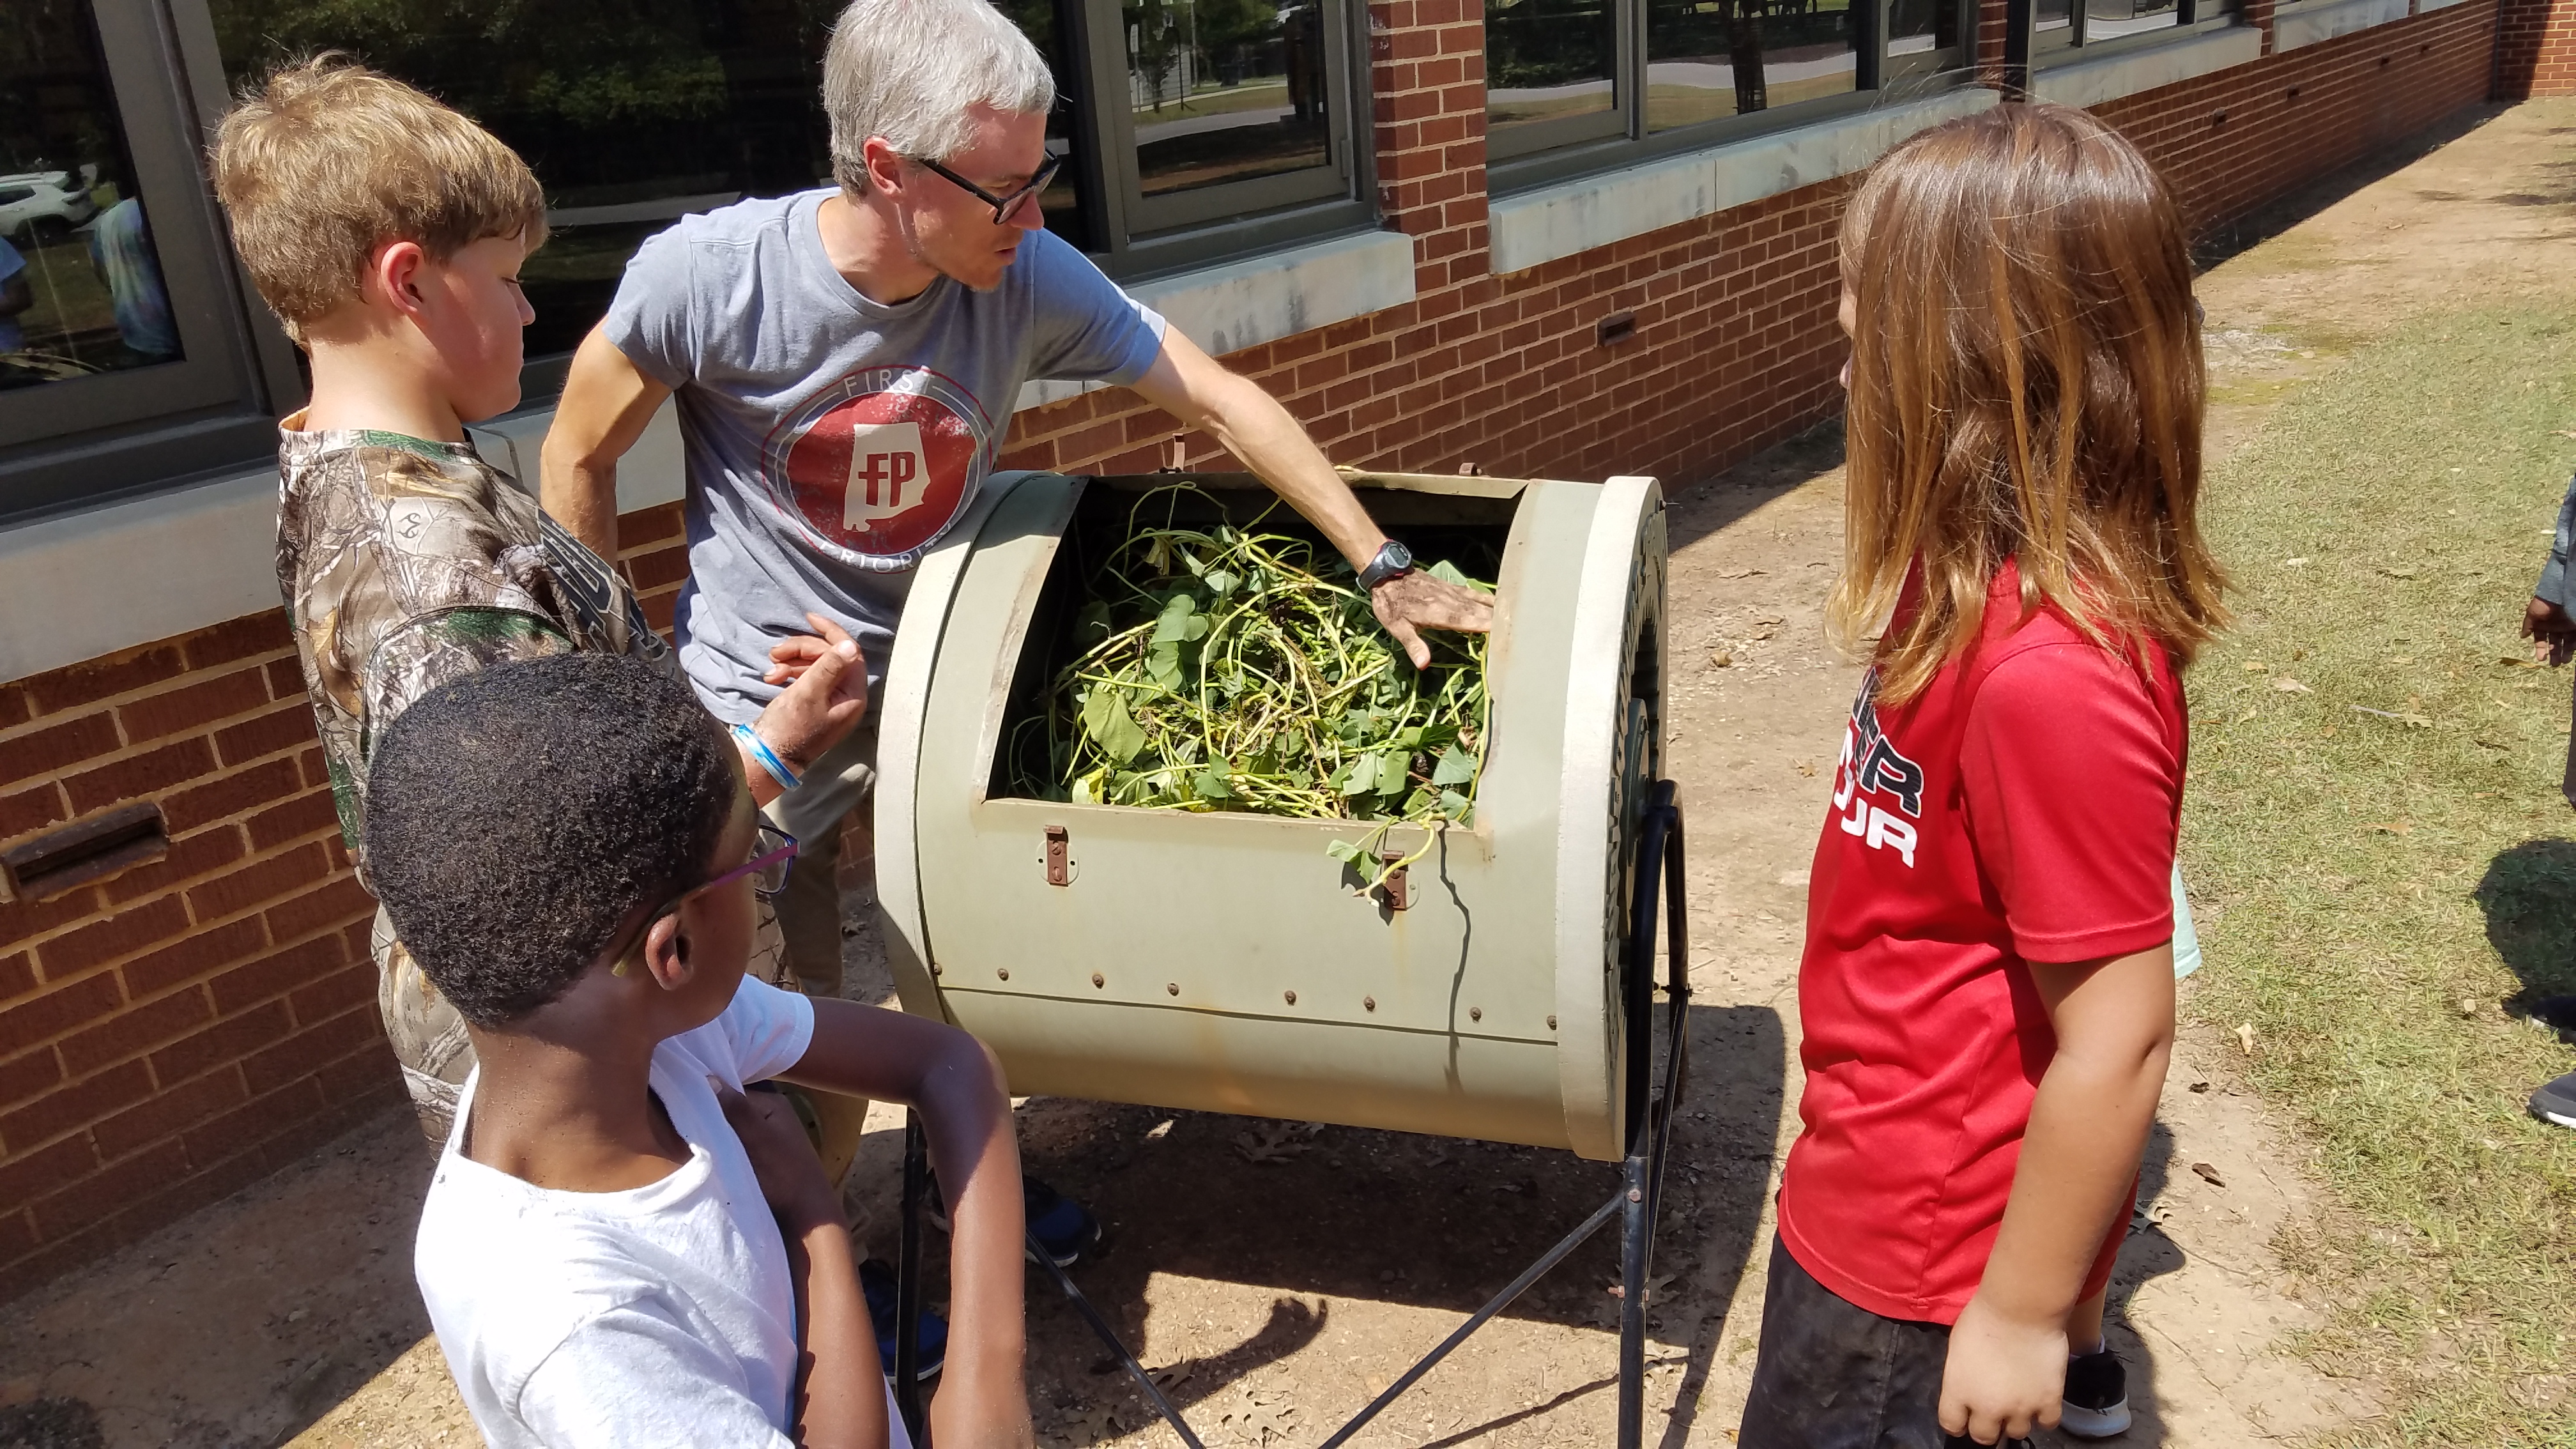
275,421,672,868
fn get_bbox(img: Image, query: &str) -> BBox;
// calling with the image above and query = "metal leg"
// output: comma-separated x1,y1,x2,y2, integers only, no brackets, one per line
1618,785,1690,1449
1029,1240,1211,1449
896,1112,927,1441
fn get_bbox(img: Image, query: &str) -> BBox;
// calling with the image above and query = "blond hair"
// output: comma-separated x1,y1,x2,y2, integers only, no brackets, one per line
209,56,546,342
1830,102,2227,705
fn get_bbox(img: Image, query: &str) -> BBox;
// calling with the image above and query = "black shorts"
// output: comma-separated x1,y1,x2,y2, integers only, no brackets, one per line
1736,1236,2033,1449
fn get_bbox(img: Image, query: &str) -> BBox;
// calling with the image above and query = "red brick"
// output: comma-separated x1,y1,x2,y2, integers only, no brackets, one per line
178,1074,326,1169
0,1206,34,1263
298,746,330,791
0,683,26,731
241,1007,380,1096
62,737,219,815
243,790,341,853
208,933,348,1016
161,758,305,836
57,985,211,1077
119,915,268,1001
264,873,374,946
0,952,31,1005
617,501,685,554
35,896,189,979
211,704,318,769
0,1060,151,1155
265,657,305,700
0,782,67,846
0,1045,60,1110
23,645,185,716
314,1045,402,1105
181,612,294,672
0,713,123,788
182,841,328,924
629,546,691,592
89,1068,246,1160
100,824,245,908
26,1137,186,1240
150,999,293,1090
114,668,272,745
0,1131,97,1209
289,962,376,1027
0,885,100,950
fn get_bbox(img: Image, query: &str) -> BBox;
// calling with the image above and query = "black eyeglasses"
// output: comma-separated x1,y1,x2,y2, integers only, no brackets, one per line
610,823,799,976
912,151,1065,226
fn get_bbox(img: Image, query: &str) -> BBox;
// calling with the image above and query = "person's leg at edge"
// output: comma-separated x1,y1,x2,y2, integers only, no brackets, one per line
763,720,882,1184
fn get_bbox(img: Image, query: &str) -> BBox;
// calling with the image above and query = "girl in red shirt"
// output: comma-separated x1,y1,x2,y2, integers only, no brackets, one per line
1737,104,2228,1448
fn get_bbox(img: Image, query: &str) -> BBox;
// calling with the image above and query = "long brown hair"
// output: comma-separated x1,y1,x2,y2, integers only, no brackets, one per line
1830,102,2227,704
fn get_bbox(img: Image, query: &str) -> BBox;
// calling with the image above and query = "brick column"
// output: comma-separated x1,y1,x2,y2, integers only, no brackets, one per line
1370,0,1491,289
2497,0,2576,96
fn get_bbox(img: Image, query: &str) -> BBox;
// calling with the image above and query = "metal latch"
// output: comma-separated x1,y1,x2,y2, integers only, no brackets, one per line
1378,848,1409,911
1044,825,1071,886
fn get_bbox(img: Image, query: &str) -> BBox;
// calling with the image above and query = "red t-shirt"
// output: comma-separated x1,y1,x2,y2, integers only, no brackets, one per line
1775,563,2186,1324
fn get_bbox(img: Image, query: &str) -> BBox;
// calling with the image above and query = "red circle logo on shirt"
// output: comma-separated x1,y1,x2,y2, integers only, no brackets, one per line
764,366,993,565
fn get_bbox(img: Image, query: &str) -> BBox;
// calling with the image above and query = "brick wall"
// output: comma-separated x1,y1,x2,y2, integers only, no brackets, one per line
2496,0,2576,95
0,0,2505,1303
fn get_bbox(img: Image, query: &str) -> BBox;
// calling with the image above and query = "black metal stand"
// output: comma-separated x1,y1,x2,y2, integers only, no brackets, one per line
892,782,1689,1449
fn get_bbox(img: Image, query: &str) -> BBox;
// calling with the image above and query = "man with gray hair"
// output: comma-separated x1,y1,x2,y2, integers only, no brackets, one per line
544,0,1487,1266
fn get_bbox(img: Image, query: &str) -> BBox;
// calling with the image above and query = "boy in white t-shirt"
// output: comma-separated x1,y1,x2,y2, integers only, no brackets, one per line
365,653,1034,1448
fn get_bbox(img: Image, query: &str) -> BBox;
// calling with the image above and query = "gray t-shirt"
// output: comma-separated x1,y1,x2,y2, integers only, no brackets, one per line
604,188,1167,725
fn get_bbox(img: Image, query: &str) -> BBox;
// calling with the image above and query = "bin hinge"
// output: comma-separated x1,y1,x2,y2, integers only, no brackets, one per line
1045,825,1071,886
1378,849,1409,911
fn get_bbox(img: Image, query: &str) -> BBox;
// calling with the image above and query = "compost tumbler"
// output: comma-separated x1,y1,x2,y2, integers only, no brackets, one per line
874,468,1667,1163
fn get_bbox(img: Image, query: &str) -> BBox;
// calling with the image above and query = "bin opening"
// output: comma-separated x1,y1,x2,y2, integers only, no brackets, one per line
986,473,1521,806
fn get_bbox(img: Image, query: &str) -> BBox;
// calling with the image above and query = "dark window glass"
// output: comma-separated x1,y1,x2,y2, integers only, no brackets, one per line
208,0,1097,361
997,0,1092,241
2084,0,2180,38
1886,0,1961,63
1123,0,1333,197
1,2,181,390
2035,0,2076,37
1646,0,1858,132
1487,0,1618,141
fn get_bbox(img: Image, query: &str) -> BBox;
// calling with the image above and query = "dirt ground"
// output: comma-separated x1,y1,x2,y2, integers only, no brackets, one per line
10,98,2576,1449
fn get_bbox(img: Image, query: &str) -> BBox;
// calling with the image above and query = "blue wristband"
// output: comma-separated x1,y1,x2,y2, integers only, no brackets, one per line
732,723,801,790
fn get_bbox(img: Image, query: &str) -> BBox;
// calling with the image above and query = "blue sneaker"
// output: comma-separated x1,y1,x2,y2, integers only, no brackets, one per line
859,1258,946,1381
928,1174,1103,1268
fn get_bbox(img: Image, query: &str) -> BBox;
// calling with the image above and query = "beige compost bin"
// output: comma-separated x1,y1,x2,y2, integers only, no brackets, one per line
874,469,1666,1162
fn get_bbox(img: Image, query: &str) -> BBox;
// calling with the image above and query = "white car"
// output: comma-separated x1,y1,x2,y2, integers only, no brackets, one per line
0,172,100,245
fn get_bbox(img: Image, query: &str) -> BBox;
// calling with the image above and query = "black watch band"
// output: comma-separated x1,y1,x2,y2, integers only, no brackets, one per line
1358,540,1414,589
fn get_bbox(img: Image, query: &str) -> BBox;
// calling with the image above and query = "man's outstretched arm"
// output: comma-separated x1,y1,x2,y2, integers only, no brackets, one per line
541,324,673,561
1128,329,1494,668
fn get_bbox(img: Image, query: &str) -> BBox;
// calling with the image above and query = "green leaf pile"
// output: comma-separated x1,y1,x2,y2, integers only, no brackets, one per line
1011,485,1491,832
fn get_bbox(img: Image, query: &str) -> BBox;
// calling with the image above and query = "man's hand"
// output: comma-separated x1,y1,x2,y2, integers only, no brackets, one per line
719,1085,841,1232
2524,596,2576,667
1371,571,1494,669
1938,1291,2066,1445
746,613,868,792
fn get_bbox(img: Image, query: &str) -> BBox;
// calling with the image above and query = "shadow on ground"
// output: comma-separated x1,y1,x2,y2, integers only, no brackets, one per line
843,1002,1784,1441
2472,838,2576,1023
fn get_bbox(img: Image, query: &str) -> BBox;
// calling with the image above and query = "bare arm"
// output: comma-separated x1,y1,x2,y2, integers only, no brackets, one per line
782,1001,1031,1449
540,323,671,560
1940,943,2175,1445
1128,330,1492,668
722,1088,890,1449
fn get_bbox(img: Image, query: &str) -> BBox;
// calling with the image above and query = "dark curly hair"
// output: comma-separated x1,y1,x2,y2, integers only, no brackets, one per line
364,654,737,1028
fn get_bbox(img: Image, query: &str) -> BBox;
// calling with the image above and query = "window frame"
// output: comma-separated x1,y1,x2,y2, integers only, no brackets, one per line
1491,0,1975,195
2017,0,2243,68
0,0,285,523
1068,0,1380,281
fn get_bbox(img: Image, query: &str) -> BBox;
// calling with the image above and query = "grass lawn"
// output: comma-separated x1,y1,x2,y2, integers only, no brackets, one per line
2186,306,2576,1444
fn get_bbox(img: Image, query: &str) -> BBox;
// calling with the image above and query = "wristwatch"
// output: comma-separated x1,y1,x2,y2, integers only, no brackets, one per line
1357,540,1414,590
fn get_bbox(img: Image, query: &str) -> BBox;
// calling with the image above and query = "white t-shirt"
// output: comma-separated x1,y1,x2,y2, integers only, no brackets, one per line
415,976,899,1448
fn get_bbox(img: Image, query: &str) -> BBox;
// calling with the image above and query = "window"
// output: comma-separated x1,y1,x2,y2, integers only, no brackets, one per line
1490,0,1970,183
0,0,277,519
2025,0,2232,57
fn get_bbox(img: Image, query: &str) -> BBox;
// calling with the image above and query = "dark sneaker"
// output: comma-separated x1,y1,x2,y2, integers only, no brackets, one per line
927,1174,1104,1268
2532,1070,2576,1131
2059,1346,2131,1438
858,1258,946,1381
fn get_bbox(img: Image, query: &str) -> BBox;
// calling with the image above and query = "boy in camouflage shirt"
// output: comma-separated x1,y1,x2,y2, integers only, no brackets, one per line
213,59,868,1138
